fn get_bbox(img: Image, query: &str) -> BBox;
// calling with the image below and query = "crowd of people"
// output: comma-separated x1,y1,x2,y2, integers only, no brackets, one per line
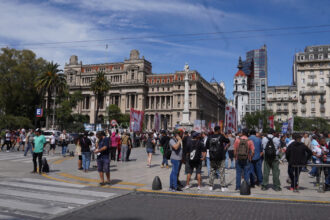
1,126,330,192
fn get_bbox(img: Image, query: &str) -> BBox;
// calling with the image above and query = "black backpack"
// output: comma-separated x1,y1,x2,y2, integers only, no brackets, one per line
189,140,200,162
209,136,222,160
164,138,172,160
264,137,276,162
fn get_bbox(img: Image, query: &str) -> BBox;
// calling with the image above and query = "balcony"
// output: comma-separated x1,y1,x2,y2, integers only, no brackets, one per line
292,108,298,113
327,82,330,87
311,108,316,112
321,107,326,112
301,107,306,112
319,98,326,104
276,109,289,114
307,82,318,87
308,75,317,79
300,99,307,104
300,89,326,96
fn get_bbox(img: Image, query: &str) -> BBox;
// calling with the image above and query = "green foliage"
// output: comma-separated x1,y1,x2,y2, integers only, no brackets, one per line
106,104,130,126
90,71,110,129
294,116,330,132
0,115,33,130
242,110,274,131
0,48,47,120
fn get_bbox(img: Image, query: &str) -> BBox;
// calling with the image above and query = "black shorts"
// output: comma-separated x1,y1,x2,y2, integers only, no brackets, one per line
50,144,56,150
186,160,202,174
78,155,82,160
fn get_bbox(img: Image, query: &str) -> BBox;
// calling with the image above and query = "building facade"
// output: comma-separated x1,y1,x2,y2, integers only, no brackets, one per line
293,45,330,119
64,50,227,130
266,86,298,122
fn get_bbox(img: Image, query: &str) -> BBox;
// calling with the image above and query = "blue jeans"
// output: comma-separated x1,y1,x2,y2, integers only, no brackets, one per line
24,142,33,156
82,152,91,171
170,159,180,190
225,151,235,168
326,167,330,185
309,156,319,176
62,145,68,157
236,160,251,190
206,157,210,176
250,159,263,185
162,155,168,166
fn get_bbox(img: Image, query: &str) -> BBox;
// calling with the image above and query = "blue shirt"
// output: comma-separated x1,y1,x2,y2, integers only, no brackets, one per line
249,135,262,160
98,137,110,159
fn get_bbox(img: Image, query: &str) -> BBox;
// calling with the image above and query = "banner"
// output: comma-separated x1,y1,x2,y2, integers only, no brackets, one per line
287,117,294,133
130,108,144,132
154,113,160,132
268,115,274,129
84,123,102,131
225,105,237,133
193,120,201,132
282,122,288,134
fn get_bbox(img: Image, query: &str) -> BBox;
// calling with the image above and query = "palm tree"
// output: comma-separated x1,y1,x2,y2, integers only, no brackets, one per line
90,71,111,130
35,61,67,129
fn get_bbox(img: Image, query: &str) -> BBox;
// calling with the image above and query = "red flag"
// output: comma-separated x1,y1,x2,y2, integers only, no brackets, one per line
268,115,274,129
130,108,144,132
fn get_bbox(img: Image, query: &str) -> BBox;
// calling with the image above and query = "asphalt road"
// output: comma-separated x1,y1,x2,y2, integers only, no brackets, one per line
53,192,330,220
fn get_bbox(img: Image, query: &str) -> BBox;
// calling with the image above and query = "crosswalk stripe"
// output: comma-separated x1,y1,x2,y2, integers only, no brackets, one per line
0,155,25,161
20,178,86,188
0,189,95,205
0,181,116,198
0,198,71,215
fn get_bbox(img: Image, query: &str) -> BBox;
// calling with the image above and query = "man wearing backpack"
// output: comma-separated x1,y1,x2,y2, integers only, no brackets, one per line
234,129,255,190
261,128,282,191
160,130,170,168
206,126,230,191
184,132,206,190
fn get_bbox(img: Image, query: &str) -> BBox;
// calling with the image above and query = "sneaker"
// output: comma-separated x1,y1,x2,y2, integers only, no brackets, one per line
289,187,294,191
209,186,213,191
160,165,164,168
166,165,169,169
183,185,191,190
105,181,111,185
176,187,183,192
221,187,229,192
197,186,201,190
308,174,315,178
274,187,282,192
99,182,106,186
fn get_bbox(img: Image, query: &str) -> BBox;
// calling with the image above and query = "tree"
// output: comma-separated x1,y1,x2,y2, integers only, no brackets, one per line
90,71,110,130
106,104,130,126
242,109,275,131
35,61,67,129
294,116,330,132
0,48,47,121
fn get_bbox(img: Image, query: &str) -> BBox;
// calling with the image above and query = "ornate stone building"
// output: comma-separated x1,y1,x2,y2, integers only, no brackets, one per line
64,50,227,130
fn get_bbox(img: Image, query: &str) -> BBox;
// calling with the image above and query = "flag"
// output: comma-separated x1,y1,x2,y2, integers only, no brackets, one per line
282,122,288,134
219,120,224,132
225,105,237,133
288,117,294,133
258,118,263,130
130,108,144,132
154,113,160,132
268,115,274,129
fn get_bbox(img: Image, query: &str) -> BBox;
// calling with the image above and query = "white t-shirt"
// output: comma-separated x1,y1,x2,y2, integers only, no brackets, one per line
50,135,56,144
312,145,322,163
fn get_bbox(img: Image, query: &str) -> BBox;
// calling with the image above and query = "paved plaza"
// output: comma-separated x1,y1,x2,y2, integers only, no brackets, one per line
0,145,329,219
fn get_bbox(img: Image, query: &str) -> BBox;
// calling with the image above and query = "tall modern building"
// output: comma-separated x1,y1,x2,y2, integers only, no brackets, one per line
233,45,268,126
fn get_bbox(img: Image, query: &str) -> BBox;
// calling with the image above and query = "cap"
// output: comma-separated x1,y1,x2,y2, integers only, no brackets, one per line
35,128,41,133
192,132,200,138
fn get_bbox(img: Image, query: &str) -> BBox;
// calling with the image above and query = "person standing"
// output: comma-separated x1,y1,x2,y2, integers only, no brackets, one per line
234,129,255,190
261,129,282,191
226,133,236,169
80,132,92,172
31,128,46,174
249,129,263,187
206,126,230,192
24,129,34,156
1,130,12,152
120,132,131,162
60,130,69,157
75,135,83,170
146,133,156,167
160,130,170,168
184,132,206,190
48,132,56,156
169,130,183,192
286,133,312,191
94,131,111,186
110,132,120,162
18,130,26,152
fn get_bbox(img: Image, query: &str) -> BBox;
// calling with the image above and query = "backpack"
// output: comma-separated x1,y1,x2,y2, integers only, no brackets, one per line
265,137,276,162
237,138,249,161
189,140,200,161
164,138,171,160
209,136,222,160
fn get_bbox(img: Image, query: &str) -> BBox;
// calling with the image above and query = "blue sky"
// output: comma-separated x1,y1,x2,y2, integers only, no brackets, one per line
1,0,330,98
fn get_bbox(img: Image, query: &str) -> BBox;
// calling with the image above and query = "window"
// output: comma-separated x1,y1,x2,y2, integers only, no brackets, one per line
299,55,304,60
256,86,260,91
131,70,134,79
320,71,324,75
177,112,180,117
302,78,305,84
320,78,324,83
321,86,324,90
256,99,260,104
251,93,255,98
256,106,260,110
318,54,323,59
256,93,260,98
251,105,255,111
301,71,305,76
309,54,314,60
251,99,255,104
311,102,315,108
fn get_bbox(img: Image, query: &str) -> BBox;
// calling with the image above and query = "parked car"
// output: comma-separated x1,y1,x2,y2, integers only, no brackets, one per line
43,130,61,145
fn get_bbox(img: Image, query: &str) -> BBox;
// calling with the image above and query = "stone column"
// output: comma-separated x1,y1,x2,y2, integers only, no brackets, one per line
149,96,151,109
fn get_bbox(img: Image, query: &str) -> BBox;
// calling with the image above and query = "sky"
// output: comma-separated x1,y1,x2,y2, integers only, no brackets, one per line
1,0,330,99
